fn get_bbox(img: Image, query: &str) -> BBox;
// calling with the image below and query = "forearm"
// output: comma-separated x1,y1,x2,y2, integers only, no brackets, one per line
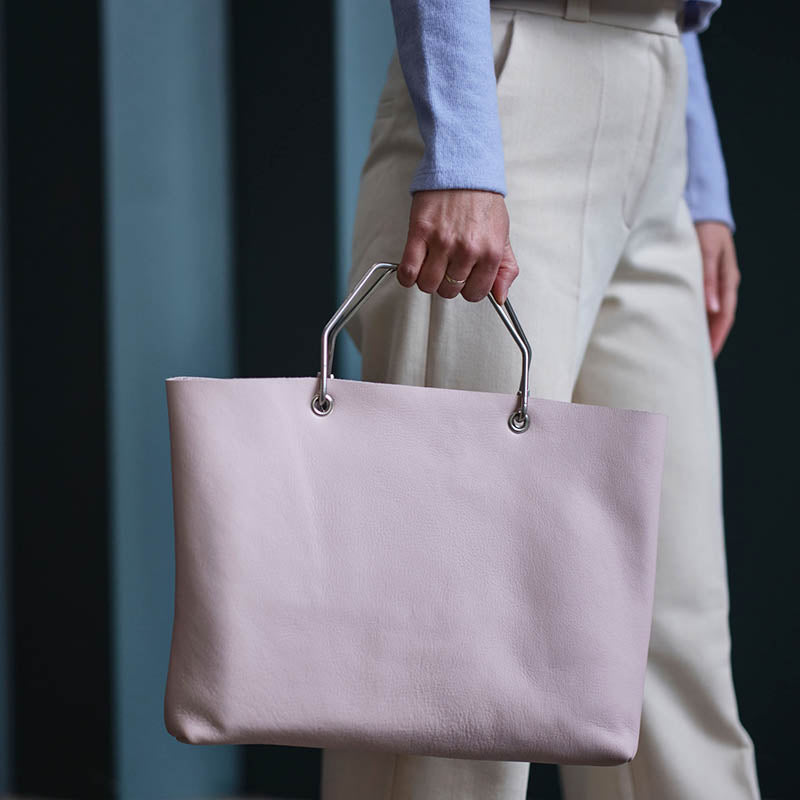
389,0,506,195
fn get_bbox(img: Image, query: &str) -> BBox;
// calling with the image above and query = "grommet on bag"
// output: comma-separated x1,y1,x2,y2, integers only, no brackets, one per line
508,410,530,433
311,392,333,416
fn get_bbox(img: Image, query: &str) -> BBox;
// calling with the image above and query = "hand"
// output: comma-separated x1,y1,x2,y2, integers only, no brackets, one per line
696,221,741,359
396,189,520,305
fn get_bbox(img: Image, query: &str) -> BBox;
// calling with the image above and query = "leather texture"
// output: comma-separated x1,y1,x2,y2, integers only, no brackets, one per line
163,373,667,765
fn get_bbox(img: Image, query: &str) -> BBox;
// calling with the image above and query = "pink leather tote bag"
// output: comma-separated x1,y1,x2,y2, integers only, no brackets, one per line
164,261,668,765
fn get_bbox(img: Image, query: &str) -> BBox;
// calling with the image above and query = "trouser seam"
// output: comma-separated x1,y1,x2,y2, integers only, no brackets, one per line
570,33,607,389
627,756,641,799
386,753,400,800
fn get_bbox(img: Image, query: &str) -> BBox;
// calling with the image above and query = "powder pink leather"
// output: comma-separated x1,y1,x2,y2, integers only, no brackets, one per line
164,373,667,765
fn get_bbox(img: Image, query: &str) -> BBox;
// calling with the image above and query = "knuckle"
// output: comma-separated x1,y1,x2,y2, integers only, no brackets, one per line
456,237,480,261
434,229,455,250
411,220,435,243
485,245,504,266
425,225,444,244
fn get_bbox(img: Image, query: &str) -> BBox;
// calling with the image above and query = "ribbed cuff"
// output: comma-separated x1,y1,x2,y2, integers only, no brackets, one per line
409,164,507,196
684,179,735,233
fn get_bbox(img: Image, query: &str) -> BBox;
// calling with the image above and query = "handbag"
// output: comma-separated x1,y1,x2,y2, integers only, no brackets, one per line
163,261,667,765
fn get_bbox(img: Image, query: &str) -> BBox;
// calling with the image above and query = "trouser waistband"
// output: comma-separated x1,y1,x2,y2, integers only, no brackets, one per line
490,0,682,37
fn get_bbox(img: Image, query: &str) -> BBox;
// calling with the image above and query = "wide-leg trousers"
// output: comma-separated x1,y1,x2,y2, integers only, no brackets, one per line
320,1,761,797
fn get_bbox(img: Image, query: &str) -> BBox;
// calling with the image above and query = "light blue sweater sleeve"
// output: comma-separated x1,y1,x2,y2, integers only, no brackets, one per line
390,1,733,231
680,30,735,231
389,0,507,195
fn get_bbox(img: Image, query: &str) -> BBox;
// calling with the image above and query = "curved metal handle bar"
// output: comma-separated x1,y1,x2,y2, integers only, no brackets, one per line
312,262,534,433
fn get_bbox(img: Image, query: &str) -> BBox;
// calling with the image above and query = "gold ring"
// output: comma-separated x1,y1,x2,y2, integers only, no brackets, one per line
444,271,467,285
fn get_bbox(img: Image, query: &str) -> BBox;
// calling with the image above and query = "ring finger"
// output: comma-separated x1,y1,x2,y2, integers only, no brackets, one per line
436,257,475,299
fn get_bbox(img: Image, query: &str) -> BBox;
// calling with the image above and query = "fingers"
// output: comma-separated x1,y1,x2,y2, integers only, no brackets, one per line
708,236,741,358
702,240,724,355
458,238,503,302
417,241,449,294
436,236,483,299
695,222,741,359
703,241,721,314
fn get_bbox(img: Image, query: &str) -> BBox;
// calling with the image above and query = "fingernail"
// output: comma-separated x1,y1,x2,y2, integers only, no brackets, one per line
709,294,720,312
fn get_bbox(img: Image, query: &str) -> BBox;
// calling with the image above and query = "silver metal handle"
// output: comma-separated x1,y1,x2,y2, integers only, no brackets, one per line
311,262,533,433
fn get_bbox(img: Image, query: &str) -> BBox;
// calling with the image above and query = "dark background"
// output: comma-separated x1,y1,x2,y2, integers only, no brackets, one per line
0,1,796,798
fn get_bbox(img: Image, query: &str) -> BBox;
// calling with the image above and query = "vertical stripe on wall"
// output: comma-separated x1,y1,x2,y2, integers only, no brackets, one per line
3,1,113,794
101,1,240,797
333,0,395,380
229,0,337,389
0,0,10,790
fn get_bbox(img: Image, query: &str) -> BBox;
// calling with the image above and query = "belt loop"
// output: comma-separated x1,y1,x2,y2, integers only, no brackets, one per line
564,0,591,22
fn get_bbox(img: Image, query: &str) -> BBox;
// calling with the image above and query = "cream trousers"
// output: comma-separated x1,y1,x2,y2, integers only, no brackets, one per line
321,1,761,797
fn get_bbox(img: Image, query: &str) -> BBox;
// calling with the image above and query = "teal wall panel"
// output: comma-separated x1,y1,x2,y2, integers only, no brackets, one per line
102,1,240,797
334,0,395,379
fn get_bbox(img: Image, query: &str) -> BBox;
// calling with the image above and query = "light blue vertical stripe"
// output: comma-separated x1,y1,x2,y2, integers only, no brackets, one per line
102,1,240,797
334,0,396,379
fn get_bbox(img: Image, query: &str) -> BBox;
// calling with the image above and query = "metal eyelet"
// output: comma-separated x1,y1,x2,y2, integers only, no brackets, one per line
508,409,530,433
311,392,334,416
